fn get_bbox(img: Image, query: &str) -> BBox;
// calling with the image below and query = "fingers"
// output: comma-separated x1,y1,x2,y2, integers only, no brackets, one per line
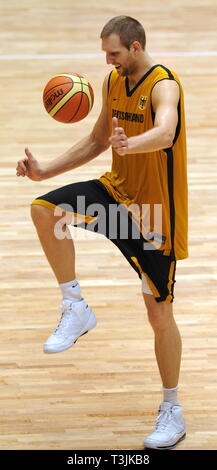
16,147,34,177
111,117,123,136
111,117,119,134
110,117,125,143
109,119,128,155
16,162,27,176
114,144,128,156
25,147,33,159
16,149,30,177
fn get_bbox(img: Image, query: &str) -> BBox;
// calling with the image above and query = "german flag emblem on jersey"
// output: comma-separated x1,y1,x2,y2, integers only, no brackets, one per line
138,95,147,110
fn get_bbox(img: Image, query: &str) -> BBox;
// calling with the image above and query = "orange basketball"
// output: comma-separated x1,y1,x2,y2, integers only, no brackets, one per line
43,73,94,123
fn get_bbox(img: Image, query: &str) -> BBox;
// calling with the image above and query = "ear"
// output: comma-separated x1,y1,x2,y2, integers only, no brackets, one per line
130,41,141,53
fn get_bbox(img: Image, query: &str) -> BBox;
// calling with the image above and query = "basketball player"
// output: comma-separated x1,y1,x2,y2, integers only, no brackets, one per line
16,16,188,449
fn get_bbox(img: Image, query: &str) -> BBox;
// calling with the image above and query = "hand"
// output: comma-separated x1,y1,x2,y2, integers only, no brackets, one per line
16,148,43,181
109,117,129,155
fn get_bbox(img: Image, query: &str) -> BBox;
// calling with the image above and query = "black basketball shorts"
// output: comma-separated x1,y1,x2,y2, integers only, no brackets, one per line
31,179,176,303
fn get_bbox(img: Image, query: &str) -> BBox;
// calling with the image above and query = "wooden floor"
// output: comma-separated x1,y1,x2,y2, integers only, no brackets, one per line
0,0,217,450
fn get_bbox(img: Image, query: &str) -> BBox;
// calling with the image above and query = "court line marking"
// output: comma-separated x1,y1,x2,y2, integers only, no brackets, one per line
0,51,217,59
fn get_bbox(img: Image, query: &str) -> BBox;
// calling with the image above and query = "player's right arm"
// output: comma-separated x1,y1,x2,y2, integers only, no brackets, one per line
16,75,111,181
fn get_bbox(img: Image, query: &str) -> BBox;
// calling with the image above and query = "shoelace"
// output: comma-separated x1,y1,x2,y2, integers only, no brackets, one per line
53,301,79,337
155,407,173,432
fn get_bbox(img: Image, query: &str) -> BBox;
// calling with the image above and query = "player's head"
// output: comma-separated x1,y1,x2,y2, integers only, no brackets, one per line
100,16,146,77
100,16,146,50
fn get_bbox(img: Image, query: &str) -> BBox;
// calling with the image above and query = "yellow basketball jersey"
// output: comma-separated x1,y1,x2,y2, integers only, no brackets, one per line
99,65,188,260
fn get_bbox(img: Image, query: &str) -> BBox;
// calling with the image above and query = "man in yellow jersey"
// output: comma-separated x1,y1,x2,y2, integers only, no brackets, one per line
16,16,188,449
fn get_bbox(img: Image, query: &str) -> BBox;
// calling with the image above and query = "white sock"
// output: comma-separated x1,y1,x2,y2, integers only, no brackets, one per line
163,385,179,405
59,279,82,303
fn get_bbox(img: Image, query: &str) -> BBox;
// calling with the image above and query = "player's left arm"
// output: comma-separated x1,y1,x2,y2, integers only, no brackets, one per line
109,79,180,155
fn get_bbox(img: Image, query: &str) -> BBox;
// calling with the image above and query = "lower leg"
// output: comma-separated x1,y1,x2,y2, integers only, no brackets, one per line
143,294,182,389
31,204,76,283
143,295,185,449
155,318,182,388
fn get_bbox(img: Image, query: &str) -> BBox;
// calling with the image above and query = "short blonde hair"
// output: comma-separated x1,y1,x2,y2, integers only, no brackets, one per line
100,16,146,50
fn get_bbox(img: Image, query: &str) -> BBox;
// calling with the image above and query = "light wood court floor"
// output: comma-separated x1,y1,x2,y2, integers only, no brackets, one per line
0,0,216,450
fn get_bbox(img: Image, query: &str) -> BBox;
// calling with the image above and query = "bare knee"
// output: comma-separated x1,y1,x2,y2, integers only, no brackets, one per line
31,203,49,223
30,204,59,233
143,295,173,333
31,204,71,243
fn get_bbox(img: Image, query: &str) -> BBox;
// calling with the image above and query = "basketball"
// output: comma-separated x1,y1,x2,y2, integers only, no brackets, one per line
43,73,94,123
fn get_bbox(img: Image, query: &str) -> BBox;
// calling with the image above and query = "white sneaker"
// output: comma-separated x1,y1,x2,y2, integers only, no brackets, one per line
43,299,97,353
144,402,186,450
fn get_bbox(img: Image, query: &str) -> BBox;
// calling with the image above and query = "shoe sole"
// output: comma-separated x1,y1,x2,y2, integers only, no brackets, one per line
144,432,186,450
43,310,97,354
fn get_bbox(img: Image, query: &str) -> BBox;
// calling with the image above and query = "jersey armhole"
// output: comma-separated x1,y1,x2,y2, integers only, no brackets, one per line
150,78,181,146
107,70,113,95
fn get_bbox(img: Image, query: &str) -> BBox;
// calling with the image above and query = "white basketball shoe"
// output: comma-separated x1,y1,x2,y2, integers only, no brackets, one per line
43,299,97,353
144,402,186,450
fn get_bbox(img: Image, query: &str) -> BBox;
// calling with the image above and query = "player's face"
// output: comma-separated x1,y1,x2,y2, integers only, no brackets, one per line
102,34,137,77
